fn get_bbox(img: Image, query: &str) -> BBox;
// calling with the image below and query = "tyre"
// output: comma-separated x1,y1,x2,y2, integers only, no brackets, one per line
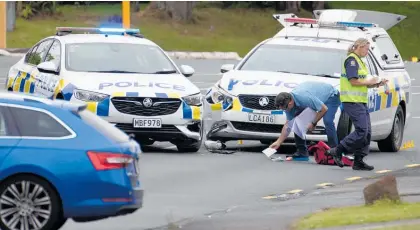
136,138,155,146
176,138,202,152
176,121,204,153
0,175,64,230
377,105,405,152
337,111,352,143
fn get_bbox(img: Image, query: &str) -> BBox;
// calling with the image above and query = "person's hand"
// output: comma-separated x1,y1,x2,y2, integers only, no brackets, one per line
367,77,380,86
307,123,315,132
379,78,389,86
269,140,281,150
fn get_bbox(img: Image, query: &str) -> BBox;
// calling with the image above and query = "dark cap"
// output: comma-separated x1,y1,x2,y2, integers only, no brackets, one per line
274,92,292,108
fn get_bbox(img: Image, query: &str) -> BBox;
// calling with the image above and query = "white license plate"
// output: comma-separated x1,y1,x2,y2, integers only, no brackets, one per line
247,113,275,124
133,118,162,128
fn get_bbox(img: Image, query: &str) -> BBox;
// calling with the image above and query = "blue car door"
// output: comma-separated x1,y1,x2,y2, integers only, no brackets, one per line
0,105,21,166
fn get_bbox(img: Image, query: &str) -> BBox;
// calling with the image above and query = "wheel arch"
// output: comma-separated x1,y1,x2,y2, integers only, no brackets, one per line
0,172,64,211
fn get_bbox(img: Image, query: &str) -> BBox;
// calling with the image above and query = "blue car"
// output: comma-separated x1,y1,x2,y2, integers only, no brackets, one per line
0,92,143,230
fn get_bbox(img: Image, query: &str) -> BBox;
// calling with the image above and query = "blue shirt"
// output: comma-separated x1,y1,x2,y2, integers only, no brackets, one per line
285,81,339,121
344,56,359,80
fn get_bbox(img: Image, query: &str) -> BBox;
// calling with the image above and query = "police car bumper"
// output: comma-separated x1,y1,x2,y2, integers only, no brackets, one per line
207,120,328,142
73,97,203,142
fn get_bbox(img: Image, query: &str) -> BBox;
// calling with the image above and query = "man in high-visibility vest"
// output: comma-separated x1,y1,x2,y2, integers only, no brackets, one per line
327,38,387,171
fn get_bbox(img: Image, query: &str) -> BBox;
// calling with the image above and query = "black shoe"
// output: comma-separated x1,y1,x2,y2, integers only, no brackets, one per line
352,157,374,171
326,147,344,168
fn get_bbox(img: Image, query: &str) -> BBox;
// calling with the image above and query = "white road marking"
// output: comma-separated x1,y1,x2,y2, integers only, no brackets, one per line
412,93,420,95
411,86,420,88
413,117,420,119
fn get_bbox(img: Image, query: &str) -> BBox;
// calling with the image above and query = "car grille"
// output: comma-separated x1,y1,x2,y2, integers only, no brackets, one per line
238,95,277,110
231,121,283,133
111,97,181,116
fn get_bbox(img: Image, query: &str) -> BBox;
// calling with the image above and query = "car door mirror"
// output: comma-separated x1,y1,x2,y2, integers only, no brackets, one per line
37,61,58,74
180,65,194,77
221,64,235,73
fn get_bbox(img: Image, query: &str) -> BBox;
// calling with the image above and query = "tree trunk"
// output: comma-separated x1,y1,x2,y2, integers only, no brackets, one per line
150,1,194,22
312,1,325,10
285,1,301,13
275,1,286,11
133,1,141,12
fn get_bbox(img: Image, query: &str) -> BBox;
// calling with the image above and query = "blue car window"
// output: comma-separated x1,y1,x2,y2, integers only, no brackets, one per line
8,107,72,138
0,106,19,137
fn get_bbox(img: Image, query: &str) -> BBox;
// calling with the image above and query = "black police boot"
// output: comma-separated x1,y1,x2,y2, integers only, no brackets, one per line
352,156,374,171
326,147,344,168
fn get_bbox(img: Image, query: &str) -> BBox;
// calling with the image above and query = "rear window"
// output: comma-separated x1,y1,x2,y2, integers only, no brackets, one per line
77,110,130,143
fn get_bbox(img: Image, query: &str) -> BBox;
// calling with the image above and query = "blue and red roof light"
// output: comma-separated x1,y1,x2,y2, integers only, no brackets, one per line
56,27,141,36
284,17,376,28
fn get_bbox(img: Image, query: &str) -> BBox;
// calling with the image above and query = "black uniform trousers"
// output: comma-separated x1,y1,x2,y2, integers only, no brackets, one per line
340,102,371,157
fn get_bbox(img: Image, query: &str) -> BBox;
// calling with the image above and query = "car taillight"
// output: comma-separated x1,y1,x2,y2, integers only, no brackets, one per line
87,151,133,170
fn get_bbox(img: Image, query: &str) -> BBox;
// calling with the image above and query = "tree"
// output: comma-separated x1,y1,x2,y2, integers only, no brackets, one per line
312,1,325,10
150,1,195,22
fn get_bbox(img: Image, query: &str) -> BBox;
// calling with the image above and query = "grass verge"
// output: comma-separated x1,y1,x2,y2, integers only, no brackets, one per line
292,199,420,230
6,2,420,59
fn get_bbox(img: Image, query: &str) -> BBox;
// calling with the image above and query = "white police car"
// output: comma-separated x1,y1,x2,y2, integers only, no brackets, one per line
205,9,412,152
6,27,204,152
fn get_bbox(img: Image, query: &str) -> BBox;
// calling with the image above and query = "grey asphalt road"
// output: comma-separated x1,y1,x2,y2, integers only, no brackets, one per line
0,56,420,230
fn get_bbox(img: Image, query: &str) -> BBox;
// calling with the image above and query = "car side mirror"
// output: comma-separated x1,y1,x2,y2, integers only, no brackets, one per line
220,64,235,73
37,61,58,74
180,65,194,77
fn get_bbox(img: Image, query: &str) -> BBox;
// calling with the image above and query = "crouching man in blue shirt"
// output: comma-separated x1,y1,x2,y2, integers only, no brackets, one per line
269,81,341,161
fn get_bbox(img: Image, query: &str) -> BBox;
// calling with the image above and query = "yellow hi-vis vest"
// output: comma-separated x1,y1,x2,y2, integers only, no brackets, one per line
340,53,369,103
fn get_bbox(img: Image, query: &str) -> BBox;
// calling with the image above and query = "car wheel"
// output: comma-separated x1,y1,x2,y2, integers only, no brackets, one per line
176,120,204,153
137,138,155,146
337,112,352,143
0,175,63,230
378,105,405,152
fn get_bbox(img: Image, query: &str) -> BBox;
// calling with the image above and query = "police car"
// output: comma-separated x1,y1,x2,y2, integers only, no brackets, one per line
6,27,204,152
204,9,412,153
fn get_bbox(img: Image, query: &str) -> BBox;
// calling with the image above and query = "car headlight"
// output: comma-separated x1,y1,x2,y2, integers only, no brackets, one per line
182,93,202,106
209,86,233,110
73,89,109,102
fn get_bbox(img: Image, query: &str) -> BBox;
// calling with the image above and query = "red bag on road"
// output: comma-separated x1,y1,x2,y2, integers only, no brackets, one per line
308,141,353,167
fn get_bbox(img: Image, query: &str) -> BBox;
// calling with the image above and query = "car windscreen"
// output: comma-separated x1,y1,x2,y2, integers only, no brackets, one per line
65,43,178,74
238,44,348,78
77,109,130,143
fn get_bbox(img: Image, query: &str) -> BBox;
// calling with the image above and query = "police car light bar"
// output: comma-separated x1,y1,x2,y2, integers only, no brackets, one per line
284,18,317,24
56,27,141,35
284,18,376,28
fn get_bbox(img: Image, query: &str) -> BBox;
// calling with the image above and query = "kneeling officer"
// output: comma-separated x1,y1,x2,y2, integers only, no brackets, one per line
269,81,341,161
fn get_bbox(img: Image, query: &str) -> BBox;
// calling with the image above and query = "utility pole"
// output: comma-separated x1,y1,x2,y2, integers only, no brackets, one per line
0,1,6,48
122,0,130,29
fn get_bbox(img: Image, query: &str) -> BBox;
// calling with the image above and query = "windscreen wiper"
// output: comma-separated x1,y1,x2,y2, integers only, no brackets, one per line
315,74,338,78
153,70,177,74
277,71,310,75
89,70,141,74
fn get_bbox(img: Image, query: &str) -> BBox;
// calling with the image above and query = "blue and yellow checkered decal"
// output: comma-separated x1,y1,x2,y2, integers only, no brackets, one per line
8,71,36,93
368,75,409,113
